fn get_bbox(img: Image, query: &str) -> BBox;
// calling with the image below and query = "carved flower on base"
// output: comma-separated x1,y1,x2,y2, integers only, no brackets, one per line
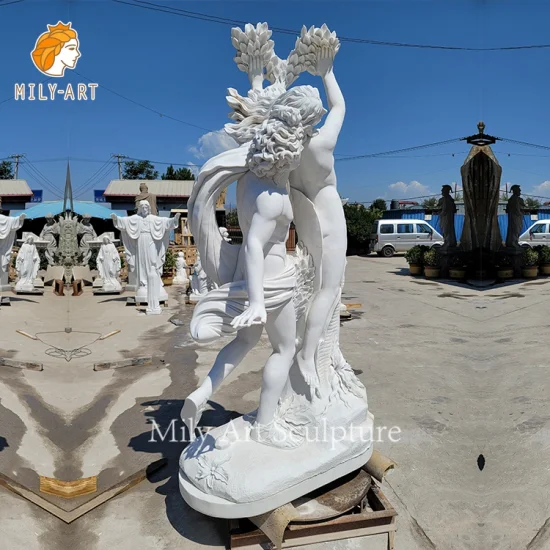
196,454,230,489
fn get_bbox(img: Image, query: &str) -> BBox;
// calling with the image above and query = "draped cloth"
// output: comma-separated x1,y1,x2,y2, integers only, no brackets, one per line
0,214,24,274
15,242,39,287
97,242,121,289
190,261,296,343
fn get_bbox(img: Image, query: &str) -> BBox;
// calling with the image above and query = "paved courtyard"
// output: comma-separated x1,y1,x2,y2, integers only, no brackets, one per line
1,255,549,549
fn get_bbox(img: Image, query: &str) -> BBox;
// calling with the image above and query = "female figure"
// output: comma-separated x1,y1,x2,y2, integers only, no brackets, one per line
15,236,39,292
31,22,81,77
97,236,122,292
182,85,326,445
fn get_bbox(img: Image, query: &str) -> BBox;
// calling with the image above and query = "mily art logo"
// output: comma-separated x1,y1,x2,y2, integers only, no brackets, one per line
14,21,98,101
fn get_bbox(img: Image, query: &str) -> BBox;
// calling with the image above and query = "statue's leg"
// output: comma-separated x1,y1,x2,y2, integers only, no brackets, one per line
181,324,262,437
296,245,346,389
256,300,297,426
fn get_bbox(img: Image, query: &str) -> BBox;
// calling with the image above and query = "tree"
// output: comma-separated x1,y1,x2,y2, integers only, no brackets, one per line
422,197,439,209
0,160,14,179
122,160,159,180
161,165,195,180
344,203,382,252
370,198,387,211
225,208,239,227
524,197,541,209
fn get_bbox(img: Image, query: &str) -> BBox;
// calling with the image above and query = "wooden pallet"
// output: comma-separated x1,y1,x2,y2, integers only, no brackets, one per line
229,484,396,550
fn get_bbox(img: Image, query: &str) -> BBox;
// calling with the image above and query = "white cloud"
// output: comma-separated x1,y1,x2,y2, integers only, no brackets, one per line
532,181,550,194
387,180,431,198
189,130,238,160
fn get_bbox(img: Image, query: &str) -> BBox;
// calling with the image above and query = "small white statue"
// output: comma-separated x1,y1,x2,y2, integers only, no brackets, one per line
15,236,40,292
97,236,122,292
219,227,232,242
190,253,210,297
112,202,180,315
173,251,189,287
0,212,25,291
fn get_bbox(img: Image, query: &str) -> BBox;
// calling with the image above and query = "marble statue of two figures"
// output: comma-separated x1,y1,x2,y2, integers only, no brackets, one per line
179,22,372,519
112,202,179,315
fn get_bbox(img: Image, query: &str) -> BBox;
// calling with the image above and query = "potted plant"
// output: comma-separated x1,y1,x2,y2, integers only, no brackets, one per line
539,245,550,275
495,255,514,280
404,245,426,275
423,247,440,278
522,248,539,278
449,255,467,280
162,248,176,285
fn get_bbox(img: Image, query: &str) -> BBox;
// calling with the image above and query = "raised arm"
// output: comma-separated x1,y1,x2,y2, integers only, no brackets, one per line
319,68,345,150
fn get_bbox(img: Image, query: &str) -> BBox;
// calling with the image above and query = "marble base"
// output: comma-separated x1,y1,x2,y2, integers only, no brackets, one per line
135,286,168,304
93,288,123,295
0,284,12,292
179,413,374,519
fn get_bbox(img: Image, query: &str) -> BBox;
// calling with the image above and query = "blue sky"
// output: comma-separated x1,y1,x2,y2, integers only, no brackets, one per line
2,0,550,205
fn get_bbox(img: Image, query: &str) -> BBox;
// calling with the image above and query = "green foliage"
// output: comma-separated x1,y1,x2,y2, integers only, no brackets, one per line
88,248,99,271
524,197,541,209
122,160,159,180
343,203,382,251
370,198,387,211
522,247,539,267
495,254,513,268
423,247,440,267
225,208,239,227
405,245,429,265
163,248,176,272
0,160,14,179
422,197,439,209
161,165,195,181
538,245,550,265
449,254,466,268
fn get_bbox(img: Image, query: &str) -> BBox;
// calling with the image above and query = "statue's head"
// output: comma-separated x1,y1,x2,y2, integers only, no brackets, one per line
31,22,80,77
102,235,111,244
25,236,34,244
139,182,148,193
178,251,184,258
442,185,452,195
82,213,91,224
247,85,327,179
138,200,151,217
45,213,54,224
511,184,521,196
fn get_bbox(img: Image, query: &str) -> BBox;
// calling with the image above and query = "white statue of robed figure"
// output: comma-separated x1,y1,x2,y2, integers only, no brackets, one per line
97,236,122,292
111,202,179,314
179,23,372,520
0,212,25,291
173,251,189,287
15,236,40,292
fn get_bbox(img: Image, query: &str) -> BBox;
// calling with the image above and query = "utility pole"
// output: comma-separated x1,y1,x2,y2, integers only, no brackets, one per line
8,153,24,179
111,154,127,179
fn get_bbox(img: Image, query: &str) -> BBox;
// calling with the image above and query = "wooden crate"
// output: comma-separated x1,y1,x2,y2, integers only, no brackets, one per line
229,484,396,550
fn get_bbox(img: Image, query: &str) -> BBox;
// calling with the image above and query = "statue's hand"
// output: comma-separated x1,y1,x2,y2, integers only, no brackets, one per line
230,302,267,329
19,214,26,220
312,47,335,77
110,213,117,221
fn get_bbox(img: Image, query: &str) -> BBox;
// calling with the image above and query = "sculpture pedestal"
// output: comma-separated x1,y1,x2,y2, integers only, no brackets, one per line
135,285,168,304
438,246,463,278
0,271,11,292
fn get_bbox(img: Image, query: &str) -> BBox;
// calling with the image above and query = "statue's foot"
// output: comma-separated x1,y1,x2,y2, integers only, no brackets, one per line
249,420,303,449
181,390,209,442
296,352,321,398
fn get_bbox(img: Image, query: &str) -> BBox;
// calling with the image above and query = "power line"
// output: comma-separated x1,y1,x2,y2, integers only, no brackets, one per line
72,70,213,132
72,159,116,196
115,0,550,52
0,0,24,7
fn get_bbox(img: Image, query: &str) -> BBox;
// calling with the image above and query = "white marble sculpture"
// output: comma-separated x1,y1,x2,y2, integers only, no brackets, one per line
0,212,25,291
96,236,122,292
173,252,189,287
39,213,59,266
111,202,179,314
189,252,214,300
179,23,372,519
15,236,40,292
78,214,97,265
219,227,232,242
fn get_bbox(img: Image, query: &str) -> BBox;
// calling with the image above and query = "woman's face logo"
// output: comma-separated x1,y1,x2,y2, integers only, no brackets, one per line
31,22,81,77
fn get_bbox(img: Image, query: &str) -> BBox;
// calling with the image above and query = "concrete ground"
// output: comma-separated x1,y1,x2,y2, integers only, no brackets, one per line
1,256,549,549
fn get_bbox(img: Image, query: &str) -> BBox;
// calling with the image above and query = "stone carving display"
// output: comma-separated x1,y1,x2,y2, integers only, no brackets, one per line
15,236,40,293
78,214,98,266
189,252,216,301
39,213,59,266
96,236,122,292
219,227,232,242
134,182,158,216
0,212,25,291
111,201,179,314
173,251,189,287
179,22,372,519
57,211,80,282
505,185,525,249
437,184,457,249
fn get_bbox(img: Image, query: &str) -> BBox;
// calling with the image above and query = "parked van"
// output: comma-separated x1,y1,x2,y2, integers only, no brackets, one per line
369,219,444,257
519,220,550,247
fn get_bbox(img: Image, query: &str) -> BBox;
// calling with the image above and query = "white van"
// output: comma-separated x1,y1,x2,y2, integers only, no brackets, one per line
370,219,444,257
519,220,550,247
